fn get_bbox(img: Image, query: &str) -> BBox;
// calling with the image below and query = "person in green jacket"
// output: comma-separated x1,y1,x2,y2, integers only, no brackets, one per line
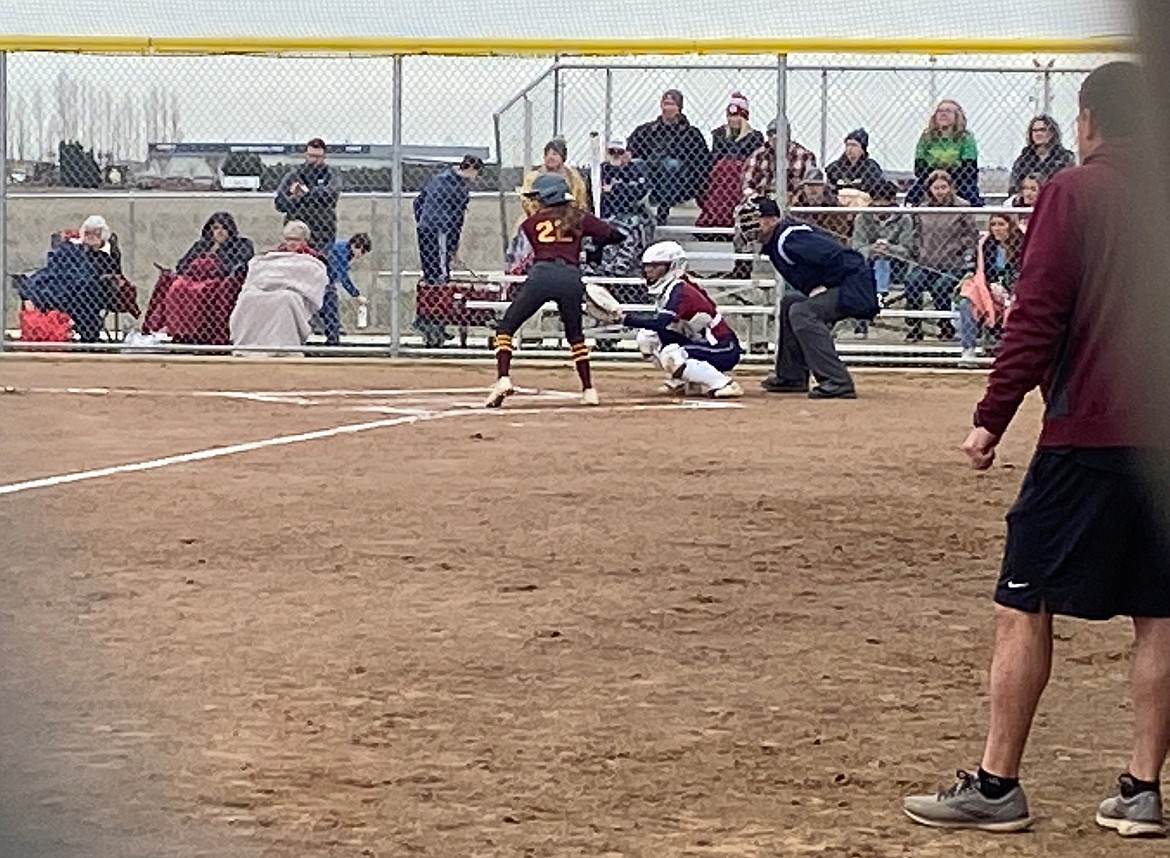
907,99,983,205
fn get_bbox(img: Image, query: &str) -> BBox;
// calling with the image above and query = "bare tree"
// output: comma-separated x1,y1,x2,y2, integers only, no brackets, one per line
11,91,28,161
29,85,47,161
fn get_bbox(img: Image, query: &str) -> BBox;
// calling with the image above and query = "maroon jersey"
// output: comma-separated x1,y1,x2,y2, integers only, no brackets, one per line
520,207,622,265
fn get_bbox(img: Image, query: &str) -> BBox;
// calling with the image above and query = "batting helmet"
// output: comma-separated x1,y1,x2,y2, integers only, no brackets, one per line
523,173,575,207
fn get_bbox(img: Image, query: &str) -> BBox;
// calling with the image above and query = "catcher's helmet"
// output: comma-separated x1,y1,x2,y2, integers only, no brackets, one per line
641,240,687,296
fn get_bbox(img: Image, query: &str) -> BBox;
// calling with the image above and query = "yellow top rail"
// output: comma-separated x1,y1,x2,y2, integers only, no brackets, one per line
0,34,1133,57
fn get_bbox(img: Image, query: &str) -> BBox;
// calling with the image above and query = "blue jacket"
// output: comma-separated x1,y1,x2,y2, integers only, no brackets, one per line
327,239,360,297
414,168,470,244
762,217,879,320
599,161,650,219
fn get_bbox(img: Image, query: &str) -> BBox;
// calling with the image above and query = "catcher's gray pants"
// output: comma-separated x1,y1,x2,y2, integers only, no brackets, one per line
774,289,855,394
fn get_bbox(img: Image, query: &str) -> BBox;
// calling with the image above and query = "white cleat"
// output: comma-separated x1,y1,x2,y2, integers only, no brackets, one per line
581,388,600,406
656,379,687,396
711,380,745,399
484,376,515,408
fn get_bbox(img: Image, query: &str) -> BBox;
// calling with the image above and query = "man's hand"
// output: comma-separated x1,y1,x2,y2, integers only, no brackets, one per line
355,295,368,305
962,426,1000,471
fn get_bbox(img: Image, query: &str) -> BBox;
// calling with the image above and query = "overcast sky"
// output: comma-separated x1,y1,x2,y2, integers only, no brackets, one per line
4,0,1131,172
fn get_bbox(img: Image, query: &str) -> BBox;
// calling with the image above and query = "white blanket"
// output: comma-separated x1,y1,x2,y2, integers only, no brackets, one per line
229,251,328,352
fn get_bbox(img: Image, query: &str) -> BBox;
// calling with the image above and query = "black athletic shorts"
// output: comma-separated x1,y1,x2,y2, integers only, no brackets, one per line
995,447,1170,620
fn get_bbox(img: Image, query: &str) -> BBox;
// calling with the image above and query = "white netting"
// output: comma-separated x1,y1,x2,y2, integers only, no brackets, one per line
2,0,1131,41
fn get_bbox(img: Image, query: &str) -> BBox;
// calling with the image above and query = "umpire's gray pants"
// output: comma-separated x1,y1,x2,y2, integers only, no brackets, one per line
774,289,855,394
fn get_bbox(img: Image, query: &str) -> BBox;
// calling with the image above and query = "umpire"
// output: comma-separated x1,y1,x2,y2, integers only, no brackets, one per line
745,198,878,398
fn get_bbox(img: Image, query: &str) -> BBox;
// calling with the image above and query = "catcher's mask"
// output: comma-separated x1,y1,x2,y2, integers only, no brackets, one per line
641,240,687,297
737,196,781,242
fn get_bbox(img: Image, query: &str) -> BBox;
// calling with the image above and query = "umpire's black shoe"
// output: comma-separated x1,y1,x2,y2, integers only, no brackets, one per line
808,386,857,400
761,375,809,394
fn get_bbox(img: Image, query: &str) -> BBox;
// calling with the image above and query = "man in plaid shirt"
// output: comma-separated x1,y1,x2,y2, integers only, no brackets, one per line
732,118,817,278
741,117,818,201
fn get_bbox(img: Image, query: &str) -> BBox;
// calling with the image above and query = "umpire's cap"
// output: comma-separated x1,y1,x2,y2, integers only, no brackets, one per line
524,173,575,207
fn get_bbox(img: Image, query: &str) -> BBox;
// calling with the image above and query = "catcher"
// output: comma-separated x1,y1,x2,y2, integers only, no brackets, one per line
587,241,744,398
485,173,625,408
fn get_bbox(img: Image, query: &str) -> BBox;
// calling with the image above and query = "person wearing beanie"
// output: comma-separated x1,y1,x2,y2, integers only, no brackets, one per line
697,91,766,231
518,137,588,216
627,88,711,224
825,127,886,200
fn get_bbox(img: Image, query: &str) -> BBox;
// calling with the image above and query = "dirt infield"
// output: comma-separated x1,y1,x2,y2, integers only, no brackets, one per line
0,357,1158,857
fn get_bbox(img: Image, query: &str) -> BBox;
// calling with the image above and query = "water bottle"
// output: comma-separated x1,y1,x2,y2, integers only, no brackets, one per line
357,303,369,329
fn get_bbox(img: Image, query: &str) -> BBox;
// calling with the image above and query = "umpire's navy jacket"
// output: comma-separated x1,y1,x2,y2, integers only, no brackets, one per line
762,216,879,321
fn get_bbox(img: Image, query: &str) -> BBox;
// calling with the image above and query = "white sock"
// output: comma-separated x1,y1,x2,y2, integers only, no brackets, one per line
680,359,729,390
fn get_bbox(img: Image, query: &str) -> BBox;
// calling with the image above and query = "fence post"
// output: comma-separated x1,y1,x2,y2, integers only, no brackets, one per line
522,96,534,170
0,51,7,352
773,52,790,354
819,67,829,167
928,55,938,104
552,56,563,137
604,68,614,146
389,54,404,357
1042,60,1054,115
774,53,788,212
125,193,137,298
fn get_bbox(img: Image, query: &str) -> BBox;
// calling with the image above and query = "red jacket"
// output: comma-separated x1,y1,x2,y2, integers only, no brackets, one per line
974,145,1152,448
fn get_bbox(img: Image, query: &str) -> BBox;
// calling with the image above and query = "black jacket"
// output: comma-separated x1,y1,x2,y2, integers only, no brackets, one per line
274,163,342,248
177,211,255,277
1009,145,1076,193
627,114,711,204
710,125,765,162
825,154,886,196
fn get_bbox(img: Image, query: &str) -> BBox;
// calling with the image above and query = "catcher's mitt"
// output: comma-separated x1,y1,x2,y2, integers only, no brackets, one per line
583,283,623,324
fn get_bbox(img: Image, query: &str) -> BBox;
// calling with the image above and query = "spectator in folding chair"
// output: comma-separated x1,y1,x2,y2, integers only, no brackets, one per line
906,99,983,206
20,215,124,343
229,221,329,355
696,92,764,234
176,212,254,278
320,232,372,346
627,89,711,225
850,178,916,338
1009,114,1075,194
142,212,253,343
905,170,978,342
412,154,483,347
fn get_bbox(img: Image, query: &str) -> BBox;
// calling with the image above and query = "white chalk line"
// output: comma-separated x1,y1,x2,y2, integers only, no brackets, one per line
0,393,740,498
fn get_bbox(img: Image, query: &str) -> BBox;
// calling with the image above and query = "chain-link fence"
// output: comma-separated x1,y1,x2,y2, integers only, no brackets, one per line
0,50,1122,362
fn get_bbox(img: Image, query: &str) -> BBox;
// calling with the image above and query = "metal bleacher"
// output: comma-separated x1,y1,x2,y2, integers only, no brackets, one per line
387,202,989,368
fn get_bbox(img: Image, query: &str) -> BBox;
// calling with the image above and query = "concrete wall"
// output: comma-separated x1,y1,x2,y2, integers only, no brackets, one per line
3,193,523,332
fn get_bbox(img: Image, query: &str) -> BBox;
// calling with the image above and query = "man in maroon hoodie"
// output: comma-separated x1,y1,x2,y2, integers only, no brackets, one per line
904,62,1169,837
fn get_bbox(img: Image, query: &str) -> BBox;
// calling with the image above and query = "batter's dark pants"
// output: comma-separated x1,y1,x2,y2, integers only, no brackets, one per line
496,260,585,344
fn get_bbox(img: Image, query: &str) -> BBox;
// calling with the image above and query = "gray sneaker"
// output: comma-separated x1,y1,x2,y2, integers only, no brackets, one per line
903,769,1033,832
1096,775,1165,837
